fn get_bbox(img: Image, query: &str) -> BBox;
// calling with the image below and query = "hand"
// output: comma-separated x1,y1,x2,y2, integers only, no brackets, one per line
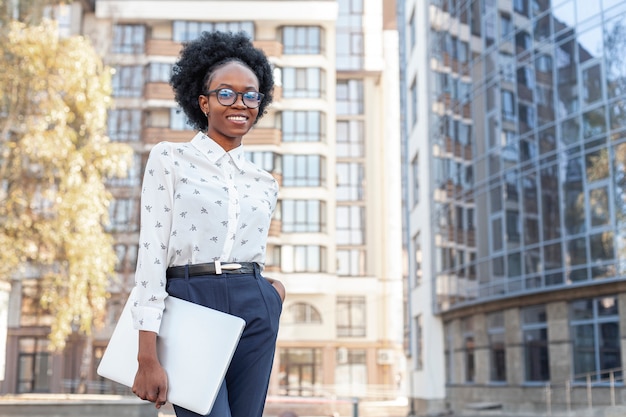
268,278,286,302
132,356,168,409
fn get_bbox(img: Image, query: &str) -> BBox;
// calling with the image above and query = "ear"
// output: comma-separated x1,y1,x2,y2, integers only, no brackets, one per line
198,94,210,115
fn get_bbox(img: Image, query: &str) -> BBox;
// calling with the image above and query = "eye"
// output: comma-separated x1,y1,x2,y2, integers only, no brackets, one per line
217,89,236,99
243,91,261,101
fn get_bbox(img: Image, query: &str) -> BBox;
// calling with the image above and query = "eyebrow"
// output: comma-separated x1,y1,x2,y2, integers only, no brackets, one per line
212,83,259,91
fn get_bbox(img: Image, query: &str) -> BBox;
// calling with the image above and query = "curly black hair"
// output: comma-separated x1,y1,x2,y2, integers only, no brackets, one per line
170,31,274,131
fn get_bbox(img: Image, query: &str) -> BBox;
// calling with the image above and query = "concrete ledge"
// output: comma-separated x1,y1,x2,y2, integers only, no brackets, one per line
464,402,503,410
0,394,157,417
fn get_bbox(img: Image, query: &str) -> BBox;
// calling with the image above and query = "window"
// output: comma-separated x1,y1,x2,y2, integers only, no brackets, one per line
462,317,475,382
522,305,550,382
148,62,172,83
284,303,322,324
535,54,553,73
113,243,139,275
283,155,325,187
106,198,138,232
570,297,622,382
283,67,325,98
282,26,323,54
409,10,417,51
336,120,364,157
282,200,326,233
500,13,513,39
112,66,144,97
170,108,193,131
248,151,281,174
279,348,322,396
336,206,364,244
336,0,364,70
282,245,326,272
445,323,454,383
337,296,366,337
172,21,254,42
17,337,51,393
506,209,521,242
282,111,325,142
107,109,142,142
415,315,423,370
515,30,532,53
336,80,364,115
413,232,422,286
411,155,419,206
336,249,366,276
335,349,367,396
107,152,142,187
501,90,516,121
488,312,506,382
500,53,516,83
336,162,364,201
514,0,529,16
519,103,536,131
112,24,145,54
517,66,535,89
410,79,418,127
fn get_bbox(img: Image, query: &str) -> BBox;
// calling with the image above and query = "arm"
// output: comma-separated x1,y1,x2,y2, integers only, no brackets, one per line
131,143,175,407
132,331,168,409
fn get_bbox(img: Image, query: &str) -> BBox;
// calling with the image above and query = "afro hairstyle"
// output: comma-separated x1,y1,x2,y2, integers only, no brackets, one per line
170,31,274,131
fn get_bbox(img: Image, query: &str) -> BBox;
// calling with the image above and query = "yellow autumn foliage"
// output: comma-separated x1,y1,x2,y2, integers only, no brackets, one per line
0,19,133,349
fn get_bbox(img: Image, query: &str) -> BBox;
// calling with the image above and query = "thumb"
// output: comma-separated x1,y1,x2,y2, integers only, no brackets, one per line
155,382,168,409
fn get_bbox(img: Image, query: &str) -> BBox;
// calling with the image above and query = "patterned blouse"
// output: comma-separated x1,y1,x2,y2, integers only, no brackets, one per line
131,132,279,333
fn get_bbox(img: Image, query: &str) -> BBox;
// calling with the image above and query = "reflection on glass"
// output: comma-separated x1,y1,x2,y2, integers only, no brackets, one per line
583,106,606,138
553,0,576,33
577,0,601,23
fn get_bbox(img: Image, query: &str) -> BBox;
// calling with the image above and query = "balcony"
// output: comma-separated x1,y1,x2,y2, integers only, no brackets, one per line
253,40,283,57
143,127,193,144
145,82,174,101
245,127,282,146
146,39,182,57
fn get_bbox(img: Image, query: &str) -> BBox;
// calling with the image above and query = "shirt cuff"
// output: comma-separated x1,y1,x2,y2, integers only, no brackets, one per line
131,305,163,335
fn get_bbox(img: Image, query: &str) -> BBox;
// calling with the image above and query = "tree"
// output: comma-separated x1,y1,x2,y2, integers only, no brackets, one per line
0,19,132,350
0,0,70,27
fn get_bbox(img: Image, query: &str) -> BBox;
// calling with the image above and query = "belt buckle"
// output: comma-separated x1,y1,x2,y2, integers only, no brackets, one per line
216,261,242,274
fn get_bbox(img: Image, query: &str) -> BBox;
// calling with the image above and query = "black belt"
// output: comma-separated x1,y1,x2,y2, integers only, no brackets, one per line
166,261,257,278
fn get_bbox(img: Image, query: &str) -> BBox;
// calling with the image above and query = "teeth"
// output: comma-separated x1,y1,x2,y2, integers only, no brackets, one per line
228,116,246,121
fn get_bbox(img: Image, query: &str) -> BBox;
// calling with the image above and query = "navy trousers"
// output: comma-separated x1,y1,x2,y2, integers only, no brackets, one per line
165,264,282,417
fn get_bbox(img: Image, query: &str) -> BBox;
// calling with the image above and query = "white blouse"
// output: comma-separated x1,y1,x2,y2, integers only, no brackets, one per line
131,132,279,333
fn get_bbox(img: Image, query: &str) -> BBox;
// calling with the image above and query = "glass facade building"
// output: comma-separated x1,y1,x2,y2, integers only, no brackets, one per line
402,0,626,414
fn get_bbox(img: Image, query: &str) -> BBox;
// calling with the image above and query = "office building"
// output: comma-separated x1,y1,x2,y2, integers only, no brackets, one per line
401,0,626,414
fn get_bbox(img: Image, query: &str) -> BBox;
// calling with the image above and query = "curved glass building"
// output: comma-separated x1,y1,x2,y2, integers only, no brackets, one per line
401,0,626,414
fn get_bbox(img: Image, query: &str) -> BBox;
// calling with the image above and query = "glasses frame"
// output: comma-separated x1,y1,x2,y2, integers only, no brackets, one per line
204,88,265,109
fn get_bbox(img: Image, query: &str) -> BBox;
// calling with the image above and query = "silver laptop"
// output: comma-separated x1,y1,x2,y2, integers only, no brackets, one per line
97,291,245,415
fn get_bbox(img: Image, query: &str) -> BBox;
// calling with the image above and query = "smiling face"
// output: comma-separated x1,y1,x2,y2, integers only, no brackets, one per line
198,61,260,151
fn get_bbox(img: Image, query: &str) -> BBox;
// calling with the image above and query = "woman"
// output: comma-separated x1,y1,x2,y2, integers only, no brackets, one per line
130,31,285,417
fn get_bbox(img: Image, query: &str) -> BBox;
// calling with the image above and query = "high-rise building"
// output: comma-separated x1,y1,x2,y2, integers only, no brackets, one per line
1,0,405,406
401,0,626,414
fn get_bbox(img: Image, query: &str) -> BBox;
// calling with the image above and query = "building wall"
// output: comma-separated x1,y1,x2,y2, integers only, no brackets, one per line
402,0,626,414
2,0,405,402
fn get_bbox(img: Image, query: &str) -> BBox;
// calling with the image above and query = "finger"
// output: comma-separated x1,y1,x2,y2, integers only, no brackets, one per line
156,384,167,408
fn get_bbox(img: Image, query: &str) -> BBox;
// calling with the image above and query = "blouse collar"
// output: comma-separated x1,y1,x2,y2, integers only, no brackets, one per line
190,132,246,171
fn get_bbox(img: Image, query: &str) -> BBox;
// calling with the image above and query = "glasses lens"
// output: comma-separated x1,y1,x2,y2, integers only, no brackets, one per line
242,91,262,108
216,89,236,105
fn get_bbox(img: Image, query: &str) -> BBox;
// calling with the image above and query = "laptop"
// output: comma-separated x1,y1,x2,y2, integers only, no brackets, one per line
97,290,246,415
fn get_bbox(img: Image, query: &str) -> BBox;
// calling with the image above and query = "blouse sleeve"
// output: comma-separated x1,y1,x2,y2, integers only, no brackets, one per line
130,142,175,334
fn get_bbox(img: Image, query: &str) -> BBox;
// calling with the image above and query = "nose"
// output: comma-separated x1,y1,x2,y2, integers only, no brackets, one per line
232,92,247,108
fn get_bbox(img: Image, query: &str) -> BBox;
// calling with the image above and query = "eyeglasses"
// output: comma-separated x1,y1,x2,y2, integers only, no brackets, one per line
205,88,264,109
